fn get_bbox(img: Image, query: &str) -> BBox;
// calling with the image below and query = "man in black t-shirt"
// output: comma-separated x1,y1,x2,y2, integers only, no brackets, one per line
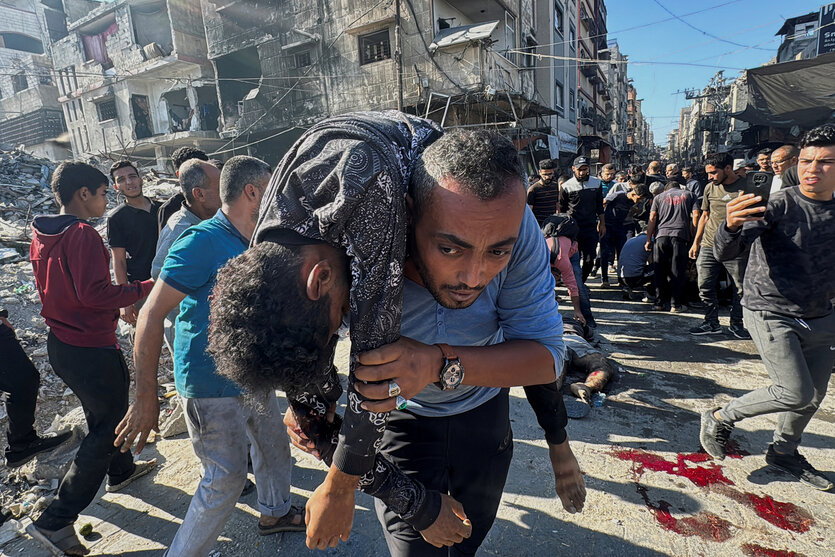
107,160,160,326
644,183,698,311
527,158,560,226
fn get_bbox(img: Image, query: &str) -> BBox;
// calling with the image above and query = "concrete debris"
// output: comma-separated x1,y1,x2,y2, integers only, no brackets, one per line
159,395,188,439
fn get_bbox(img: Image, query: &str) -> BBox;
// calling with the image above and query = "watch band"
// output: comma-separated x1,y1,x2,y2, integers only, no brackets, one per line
435,343,457,361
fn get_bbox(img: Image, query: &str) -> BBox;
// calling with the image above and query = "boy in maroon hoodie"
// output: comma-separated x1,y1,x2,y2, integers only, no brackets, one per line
29,161,157,556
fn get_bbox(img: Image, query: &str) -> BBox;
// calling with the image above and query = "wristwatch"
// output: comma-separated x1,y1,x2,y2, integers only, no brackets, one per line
435,343,465,391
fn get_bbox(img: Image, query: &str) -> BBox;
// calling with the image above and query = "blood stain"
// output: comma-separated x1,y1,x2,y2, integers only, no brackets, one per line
715,486,815,533
636,484,734,542
741,543,805,557
613,448,733,487
614,448,816,534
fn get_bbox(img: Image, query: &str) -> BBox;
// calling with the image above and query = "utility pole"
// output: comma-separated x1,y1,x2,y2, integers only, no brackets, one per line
395,0,403,112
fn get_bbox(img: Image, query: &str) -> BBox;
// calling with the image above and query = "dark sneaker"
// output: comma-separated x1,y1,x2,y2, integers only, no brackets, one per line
690,321,721,335
622,287,632,301
765,445,834,491
4,431,73,468
670,305,688,314
700,408,733,459
729,322,751,339
106,459,158,492
651,303,667,311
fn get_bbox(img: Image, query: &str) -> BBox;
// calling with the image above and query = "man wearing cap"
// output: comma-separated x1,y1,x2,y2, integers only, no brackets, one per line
559,157,606,282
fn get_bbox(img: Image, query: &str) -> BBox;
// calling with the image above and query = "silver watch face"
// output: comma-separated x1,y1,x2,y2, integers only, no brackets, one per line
442,362,463,389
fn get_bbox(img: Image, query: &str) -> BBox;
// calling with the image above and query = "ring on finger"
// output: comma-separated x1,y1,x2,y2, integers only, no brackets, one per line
396,395,408,410
388,381,402,398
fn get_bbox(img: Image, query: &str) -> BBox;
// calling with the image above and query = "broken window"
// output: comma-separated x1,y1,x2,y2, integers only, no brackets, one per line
131,2,173,56
359,29,391,65
81,20,118,69
12,73,28,94
131,95,153,139
295,51,311,69
96,99,118,122
0,32,44,54
215,46,262,131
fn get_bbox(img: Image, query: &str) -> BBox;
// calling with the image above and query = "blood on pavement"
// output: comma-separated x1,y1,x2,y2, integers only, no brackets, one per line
741,543,805,557
613,447,816,536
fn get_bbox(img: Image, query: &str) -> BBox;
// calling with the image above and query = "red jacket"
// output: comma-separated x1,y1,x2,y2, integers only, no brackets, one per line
30,215,153,348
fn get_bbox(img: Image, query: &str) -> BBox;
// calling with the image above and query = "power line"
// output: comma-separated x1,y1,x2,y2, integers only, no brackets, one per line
651,0,772,52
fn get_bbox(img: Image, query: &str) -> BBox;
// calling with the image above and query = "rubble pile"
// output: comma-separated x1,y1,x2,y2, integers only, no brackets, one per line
0,148,57,245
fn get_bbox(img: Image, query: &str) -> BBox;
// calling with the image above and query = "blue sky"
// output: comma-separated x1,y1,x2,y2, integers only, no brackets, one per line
606,0,827,146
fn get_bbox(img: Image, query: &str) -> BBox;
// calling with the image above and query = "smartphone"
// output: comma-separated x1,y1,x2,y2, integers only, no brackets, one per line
743,171,773,209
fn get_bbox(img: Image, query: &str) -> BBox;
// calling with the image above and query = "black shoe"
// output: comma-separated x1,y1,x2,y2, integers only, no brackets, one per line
670,305,688,314
4,431,73,468
729,322,751,339
690,321,722,335
700,408,733,460
651,303,667,311
765,445,834,491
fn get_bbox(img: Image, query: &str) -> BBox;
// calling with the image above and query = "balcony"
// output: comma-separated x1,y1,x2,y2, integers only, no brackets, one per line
580,60,596,78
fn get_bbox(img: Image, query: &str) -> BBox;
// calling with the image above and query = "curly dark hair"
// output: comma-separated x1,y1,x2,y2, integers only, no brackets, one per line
171,146,208,172
208,241,334,395
799,124,835,149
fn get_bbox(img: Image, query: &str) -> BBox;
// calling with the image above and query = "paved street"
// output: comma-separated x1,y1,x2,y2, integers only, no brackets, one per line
4,282,833,557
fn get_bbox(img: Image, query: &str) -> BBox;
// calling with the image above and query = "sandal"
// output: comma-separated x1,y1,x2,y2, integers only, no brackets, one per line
27,523,89,556
257,504,306,535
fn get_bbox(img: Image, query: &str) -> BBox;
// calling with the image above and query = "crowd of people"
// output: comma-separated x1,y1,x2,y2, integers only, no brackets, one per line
0,112,833,557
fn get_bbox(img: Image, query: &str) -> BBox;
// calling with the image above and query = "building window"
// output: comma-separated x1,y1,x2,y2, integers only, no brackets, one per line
554,2,564,36
569,25,576,50
96,98,118,122
295,51,311,69
504,11,518,65
569,90,576,122
359,29,391,65
555,81,564,113
12,72,28,94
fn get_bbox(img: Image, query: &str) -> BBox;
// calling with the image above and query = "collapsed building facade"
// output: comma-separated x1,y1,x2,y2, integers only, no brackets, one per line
0,0,69,160
47,0,226,168
201,0,556,168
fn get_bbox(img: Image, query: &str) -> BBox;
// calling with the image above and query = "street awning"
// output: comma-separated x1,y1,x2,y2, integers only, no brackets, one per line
732,52,835,128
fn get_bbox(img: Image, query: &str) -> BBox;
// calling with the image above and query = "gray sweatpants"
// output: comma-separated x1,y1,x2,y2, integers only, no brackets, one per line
165,394,293,557
721,308,835,453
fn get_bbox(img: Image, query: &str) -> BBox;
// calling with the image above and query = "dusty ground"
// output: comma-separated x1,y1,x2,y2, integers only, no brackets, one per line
2,277,833,557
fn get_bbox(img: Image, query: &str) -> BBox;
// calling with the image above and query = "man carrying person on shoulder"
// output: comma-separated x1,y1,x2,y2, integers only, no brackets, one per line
201,115,586,555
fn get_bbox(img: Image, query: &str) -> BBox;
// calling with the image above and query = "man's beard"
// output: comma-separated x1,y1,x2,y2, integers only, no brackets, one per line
408,231,486,310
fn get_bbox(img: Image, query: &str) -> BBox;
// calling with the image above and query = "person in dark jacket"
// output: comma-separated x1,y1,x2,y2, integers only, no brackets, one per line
29,162,157,556
559,156,606,281
1,309,71,468
699,124,835,492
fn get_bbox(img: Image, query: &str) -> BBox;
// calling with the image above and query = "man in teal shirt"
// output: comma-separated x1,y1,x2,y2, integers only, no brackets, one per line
116,156,305,557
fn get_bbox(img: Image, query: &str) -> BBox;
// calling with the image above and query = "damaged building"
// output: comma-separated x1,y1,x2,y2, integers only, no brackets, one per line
201,0,556,168
0,0,69,160
47,0,225,169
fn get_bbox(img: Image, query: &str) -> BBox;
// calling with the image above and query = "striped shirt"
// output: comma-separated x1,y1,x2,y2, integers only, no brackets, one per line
527,179,560,226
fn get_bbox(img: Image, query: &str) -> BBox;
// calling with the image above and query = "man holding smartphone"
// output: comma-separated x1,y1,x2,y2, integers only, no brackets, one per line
699,124,835,491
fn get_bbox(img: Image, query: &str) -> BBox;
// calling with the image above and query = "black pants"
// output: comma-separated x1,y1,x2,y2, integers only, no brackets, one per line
0,323,39,447
35,333,135,531
577,229,599,282
375,390,513,556
653,236,688,307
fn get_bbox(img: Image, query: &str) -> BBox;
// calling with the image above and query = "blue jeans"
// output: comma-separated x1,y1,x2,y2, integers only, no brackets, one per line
600,225,629,281
571,252,595,327
165,395,293,557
